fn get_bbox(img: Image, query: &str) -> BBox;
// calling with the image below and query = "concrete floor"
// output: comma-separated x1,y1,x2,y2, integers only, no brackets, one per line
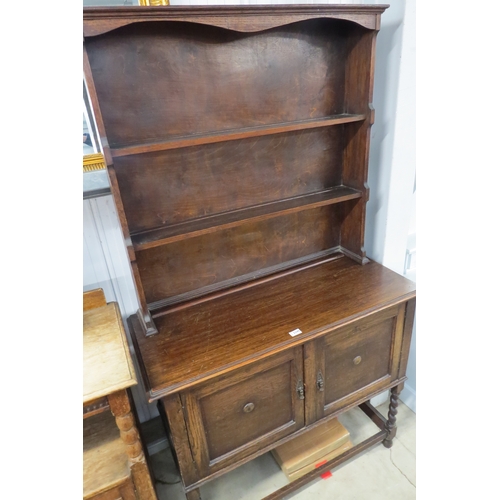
147,401,416,500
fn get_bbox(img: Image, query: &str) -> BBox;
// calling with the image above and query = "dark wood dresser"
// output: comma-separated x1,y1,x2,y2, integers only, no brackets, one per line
83,5,416,499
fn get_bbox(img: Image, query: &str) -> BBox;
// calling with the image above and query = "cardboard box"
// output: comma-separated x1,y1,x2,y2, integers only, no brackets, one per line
272,418,350,475
287,440,353,481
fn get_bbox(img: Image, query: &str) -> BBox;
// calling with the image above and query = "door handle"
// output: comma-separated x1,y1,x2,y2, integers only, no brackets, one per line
296,379,305,400
317,371,324,392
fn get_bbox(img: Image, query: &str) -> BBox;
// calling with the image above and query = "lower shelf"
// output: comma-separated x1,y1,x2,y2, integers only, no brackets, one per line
83,410,131,499
149,401,404,500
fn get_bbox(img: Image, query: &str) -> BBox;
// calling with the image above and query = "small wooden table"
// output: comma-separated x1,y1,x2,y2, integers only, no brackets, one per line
83,289,157,500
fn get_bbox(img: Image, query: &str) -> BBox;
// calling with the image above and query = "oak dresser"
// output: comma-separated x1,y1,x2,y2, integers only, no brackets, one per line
83,5,416,499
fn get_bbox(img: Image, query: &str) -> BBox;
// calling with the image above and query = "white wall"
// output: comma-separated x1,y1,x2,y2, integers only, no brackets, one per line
83,0,417,418
84,196,154,422
364,0,416,411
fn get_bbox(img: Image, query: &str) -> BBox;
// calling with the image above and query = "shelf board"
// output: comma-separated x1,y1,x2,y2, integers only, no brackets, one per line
83,411,131,499
110,113,366,157
132,186,362,251
149,248,344,314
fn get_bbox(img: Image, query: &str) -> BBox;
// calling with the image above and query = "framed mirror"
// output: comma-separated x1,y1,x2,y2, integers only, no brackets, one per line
83,78,109,198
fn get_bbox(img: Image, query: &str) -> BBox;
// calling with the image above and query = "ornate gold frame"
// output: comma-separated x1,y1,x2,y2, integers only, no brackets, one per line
83,153,106,173
138,0,170,5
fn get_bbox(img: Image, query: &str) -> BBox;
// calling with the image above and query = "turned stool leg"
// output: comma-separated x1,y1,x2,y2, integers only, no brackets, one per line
383,386,400,448
108,390,158,500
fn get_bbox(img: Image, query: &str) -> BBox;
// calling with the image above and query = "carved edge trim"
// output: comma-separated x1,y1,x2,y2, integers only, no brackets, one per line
83,6,388,37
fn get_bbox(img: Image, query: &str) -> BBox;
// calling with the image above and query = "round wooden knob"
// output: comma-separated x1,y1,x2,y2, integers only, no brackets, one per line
243,402,255,413
353,356,362,365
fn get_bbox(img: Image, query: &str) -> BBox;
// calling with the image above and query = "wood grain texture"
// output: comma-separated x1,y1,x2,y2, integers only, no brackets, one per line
397,297,416,379
114,127,344,235
85,19,348,149
87,481,136,500
319,304,403,417
183,378,406,494
83,7,416,499
83,5,388,37
83,302,137,403
83,6,390,340
110,114,365,158
340,29,379,262
131,187,361,250
160,394,201,486
83,288,107,311
136,206,340,304
130,257,415,399
181,348,304,478
150,249,343,314
83,411,131,499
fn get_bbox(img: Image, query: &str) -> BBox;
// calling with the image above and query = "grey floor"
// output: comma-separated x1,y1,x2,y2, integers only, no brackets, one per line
146,400,416,500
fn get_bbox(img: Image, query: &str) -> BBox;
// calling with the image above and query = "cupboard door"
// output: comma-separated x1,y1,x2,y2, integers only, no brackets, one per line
181,347,305,478
305,304,405,423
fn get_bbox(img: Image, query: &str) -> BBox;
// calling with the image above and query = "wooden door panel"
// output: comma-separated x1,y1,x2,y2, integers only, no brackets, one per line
181,347,305,477
323,315,394,402
312,304,405,420
201,362,296,459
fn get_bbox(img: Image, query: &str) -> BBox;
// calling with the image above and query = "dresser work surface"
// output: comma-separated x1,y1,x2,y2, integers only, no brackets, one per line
83,5,415,499
129,257,415,399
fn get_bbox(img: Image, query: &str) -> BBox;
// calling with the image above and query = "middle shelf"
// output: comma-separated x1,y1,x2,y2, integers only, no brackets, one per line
131,185,362,250
110,113,366,157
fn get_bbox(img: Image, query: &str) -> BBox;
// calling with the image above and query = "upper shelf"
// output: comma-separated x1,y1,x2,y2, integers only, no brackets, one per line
110,114,366,158
131,186,362,251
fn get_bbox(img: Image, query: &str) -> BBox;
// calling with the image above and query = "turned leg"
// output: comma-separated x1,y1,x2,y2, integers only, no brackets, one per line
108,390,158,500
383,386,400,448
185,488,201,500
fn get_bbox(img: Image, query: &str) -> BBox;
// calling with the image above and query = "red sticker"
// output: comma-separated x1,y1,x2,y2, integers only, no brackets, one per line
321,471,333,480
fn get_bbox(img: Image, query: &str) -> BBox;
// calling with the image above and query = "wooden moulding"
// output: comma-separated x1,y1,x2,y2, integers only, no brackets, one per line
83,5,388,37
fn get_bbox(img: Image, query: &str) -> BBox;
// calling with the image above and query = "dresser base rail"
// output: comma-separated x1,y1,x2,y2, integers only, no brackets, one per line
262,403,388,500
